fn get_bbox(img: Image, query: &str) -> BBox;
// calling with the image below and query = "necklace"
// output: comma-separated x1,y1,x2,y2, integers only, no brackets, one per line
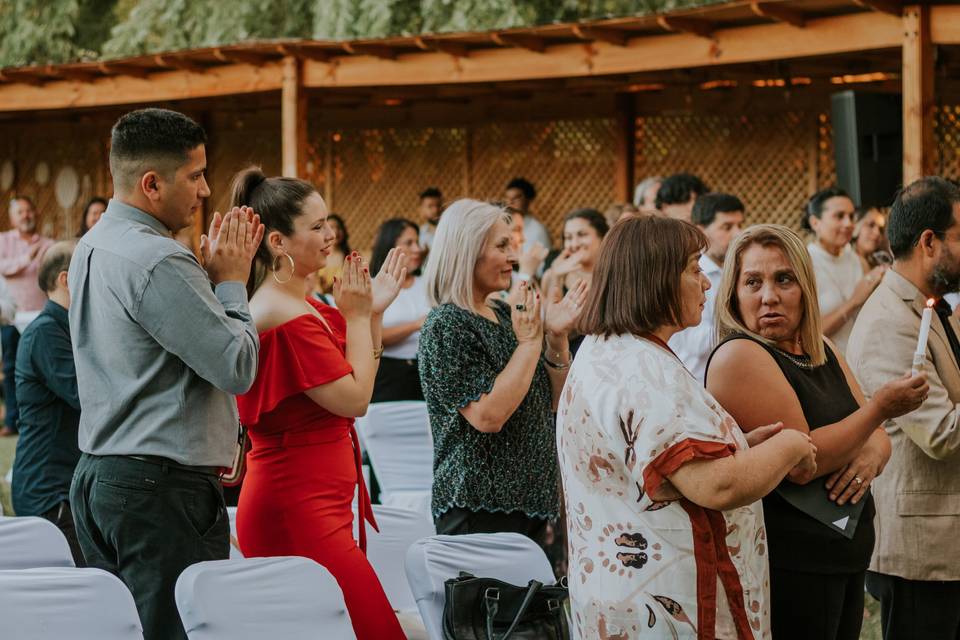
774,347,816,370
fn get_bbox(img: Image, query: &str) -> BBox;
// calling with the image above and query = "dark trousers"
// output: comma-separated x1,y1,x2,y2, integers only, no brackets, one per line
70,453,229,640
435,507,549,548
1,325,19,430
40,500,85,567
866,570,960,640
770,567,865,640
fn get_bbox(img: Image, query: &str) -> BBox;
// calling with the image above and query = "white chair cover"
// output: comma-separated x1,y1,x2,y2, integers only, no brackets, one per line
175,557,353,640
356,401,433,515
352,504,436,614
0,515,75,568
225,507,243,559
404,533,556,640
0,567,143,639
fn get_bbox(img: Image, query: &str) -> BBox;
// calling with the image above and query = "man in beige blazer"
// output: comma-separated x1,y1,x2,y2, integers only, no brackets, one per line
847,176,960,640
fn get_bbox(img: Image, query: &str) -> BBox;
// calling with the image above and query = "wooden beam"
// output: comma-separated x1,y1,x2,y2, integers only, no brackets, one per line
341,43,397,60
0,61,283,112
614,93,636,203
302,11,901,88
281,56,308,178
490,32,547,53
902,5,935,183
750,2,806,28
97,61,151,79
212,48,274,66
853,0,902,16
275,44,334,63
412,37,469,58
153,54,204,74
571,25,630,47
931,5,960,44
0,70,44,87
43,65,99,83
656,16,714,39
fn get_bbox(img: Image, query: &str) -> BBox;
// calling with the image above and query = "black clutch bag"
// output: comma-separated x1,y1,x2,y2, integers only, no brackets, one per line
442,572,570,640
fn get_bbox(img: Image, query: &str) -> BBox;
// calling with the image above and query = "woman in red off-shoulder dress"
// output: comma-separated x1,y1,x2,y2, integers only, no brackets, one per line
231,167,407,639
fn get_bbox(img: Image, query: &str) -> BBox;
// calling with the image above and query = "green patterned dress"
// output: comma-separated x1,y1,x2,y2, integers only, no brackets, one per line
418,299,559,521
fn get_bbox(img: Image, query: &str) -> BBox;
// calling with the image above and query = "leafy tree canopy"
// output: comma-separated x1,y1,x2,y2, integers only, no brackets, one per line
0,0,721,68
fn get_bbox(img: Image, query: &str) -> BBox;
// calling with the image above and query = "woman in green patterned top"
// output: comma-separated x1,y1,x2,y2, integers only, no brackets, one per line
418,198,587,547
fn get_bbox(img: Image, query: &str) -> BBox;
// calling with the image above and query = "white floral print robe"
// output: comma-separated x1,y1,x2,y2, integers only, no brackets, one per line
557,334,771,640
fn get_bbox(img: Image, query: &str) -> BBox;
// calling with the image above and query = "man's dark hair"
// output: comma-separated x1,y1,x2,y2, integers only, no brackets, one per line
109,108,207,194
37,241,75,293
506,177,536,201
692,193,745,227
888,177,960,259
655,173,709,209
419,187,442,201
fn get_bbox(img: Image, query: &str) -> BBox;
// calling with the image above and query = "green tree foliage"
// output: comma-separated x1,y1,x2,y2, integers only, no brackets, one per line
0,0,723,67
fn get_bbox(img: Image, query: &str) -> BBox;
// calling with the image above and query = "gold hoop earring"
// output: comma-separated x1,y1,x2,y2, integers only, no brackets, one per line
272,252,295,284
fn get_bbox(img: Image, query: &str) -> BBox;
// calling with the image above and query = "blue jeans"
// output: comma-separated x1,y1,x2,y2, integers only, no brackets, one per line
1,325,19,430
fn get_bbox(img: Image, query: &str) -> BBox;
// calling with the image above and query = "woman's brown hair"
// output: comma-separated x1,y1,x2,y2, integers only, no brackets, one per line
578,215,706,337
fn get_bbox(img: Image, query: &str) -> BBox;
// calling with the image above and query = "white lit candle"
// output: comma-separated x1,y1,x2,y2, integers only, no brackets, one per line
913,298,936,375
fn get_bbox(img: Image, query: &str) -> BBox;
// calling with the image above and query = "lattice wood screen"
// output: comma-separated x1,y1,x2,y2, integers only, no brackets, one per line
307,118,618,251
935,105,960,181
635,111,833,232
207,109,282,216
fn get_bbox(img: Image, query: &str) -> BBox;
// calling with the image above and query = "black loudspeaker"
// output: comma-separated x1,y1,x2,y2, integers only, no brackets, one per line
830,91,902,208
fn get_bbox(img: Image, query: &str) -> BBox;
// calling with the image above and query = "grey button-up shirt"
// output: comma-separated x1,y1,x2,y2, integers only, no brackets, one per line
68,199,259,467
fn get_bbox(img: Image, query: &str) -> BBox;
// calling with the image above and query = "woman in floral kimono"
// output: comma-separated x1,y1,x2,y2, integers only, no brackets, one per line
557,216,818,640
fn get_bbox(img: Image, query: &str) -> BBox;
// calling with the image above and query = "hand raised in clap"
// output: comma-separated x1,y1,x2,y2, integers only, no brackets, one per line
370,247,407,314
511,281,543,346
201,206,264,285
549,247,587,277
333,252,372,320
543,280,588,338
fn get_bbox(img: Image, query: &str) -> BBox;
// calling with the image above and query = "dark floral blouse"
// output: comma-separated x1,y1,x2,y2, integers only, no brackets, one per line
418,299,559,521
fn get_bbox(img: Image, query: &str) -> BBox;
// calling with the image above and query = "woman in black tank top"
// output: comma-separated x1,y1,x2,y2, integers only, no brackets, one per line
706,225,927,640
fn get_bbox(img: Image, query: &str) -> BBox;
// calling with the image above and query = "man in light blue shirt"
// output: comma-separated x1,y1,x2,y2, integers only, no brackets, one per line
670,193,745,383
69,108,263,640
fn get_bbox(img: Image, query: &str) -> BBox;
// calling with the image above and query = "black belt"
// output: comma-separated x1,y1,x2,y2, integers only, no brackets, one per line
127,455,221,477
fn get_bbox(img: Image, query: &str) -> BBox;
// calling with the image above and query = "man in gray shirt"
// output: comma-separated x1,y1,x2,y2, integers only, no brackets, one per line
69,108,263,640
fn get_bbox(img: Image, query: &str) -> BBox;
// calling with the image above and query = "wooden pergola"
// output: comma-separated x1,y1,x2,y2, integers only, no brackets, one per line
0,0,956,246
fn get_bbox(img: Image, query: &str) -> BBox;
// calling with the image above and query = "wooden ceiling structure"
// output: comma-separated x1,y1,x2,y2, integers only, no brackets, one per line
0,0,956,202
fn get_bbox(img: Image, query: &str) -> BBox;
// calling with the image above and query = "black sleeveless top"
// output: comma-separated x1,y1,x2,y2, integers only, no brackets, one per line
705,333,875,574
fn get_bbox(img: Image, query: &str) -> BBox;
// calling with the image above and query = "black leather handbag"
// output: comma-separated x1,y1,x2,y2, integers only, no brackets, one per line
442,572,570,640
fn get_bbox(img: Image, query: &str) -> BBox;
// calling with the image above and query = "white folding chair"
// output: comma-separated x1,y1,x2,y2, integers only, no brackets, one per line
225,507,243,559
404,533,556,640
175,557,353,640
0,515,74,568
353,504,436,614
356,401,433,516
0,567,143,639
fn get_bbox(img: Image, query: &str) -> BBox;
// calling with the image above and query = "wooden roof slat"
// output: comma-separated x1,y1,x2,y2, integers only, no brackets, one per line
44,65,100,83
341,43,398,60
490,32,547,53
750,2,806,27
0,70,44,86
656,15,715,39
852,0,901,16
153,54,204,74
571,25,630,47
412,36,470,58
97,61,151,79
276,44,334,63
212,48,276,65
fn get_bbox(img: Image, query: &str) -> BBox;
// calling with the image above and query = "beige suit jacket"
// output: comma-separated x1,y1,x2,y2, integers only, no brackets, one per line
846,268,960,580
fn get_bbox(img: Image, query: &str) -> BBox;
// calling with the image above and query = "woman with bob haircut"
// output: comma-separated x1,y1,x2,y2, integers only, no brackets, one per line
706,224,927,640
418,198,586,545
557,215,817,640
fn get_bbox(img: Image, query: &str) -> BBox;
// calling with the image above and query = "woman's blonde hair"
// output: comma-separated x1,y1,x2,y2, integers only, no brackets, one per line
424,198,512,311
715,224,826,366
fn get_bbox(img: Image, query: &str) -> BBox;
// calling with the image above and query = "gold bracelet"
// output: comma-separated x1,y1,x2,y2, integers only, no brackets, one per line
373,344,384,359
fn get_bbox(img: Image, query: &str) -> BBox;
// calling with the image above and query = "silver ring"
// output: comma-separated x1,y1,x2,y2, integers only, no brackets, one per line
854,476,863,485
515,304,526,312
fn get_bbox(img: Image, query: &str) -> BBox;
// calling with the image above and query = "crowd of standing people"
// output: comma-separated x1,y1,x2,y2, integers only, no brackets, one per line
3,105,960,640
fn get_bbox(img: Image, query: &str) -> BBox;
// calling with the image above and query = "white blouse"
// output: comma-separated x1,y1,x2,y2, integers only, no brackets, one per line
807,242,863,353
382,276,431,360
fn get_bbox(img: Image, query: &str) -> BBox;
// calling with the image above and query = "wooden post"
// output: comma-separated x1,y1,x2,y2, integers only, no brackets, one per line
614,93,637,203
902,5,935,184
281,56,308,178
